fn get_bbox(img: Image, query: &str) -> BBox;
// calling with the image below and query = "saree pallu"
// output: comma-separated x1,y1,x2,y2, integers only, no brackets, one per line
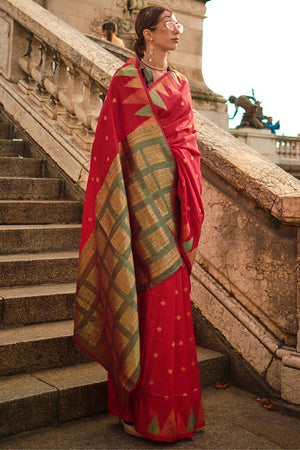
74,57,204,442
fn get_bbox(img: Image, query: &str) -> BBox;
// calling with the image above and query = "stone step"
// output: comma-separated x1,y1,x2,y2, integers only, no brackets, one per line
0,138,25,157
0,347,228,438
0,283,76,327
0,122,13,139
196,347,228,388
0,200,83,224
0,320,91,378
0,251,78,287
0,177,63,200
0,157,44,177
0,224,81,254
0,362,107,439
0,111,11,123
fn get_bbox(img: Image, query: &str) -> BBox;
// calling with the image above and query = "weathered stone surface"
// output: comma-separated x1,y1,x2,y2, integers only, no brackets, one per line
0,349,227,437
0,251,79,287
0,373,57,438
265,358,282,392
197,177,297,339
0,137,25,156
191,263,275,378
0,320,91,376
35,362,108,422
0,200,83,224
197,347,229,386
2,386,300,449
0,224,81,254
0,177,62,200
0,15,10,75
281,365,300,405
0,156,43,177
0,283,76,326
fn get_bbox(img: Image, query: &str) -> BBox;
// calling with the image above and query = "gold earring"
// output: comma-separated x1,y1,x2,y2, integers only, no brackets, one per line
148,40,153,62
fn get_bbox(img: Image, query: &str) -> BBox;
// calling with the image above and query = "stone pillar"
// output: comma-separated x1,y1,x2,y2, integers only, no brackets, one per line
0,12,27,82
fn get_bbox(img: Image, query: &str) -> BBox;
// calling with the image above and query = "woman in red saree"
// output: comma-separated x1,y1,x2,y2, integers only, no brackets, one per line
74,6,205,442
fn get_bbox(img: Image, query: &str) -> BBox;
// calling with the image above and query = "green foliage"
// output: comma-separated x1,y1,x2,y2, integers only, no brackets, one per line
255,203,280,229
266,211,280,229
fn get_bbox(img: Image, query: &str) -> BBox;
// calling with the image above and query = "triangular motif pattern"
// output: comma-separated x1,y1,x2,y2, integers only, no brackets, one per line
135,104,153,117
149,88,167,110
147,415,160,435
186,408,197,432
115,64,138,78
160,409,177,436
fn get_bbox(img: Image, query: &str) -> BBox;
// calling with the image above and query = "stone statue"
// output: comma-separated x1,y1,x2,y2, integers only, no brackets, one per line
126,0,147,15
229,94,267,129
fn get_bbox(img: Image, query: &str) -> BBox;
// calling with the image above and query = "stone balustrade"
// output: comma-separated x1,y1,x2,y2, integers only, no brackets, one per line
11,15,105,148
276,136,300,159
1,0,300,405
0,0,123,188
232,129,300,179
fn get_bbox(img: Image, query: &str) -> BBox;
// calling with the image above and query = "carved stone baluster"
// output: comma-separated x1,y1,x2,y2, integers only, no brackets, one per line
30,43,53,106
18,30,37,94
73,76,103,149
291,140,296,158
43,52,67,119
296,140,300,159
91,113,100,134
57,62,84,135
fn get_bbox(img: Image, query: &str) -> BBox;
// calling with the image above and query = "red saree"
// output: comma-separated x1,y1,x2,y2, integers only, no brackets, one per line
74,57,204,442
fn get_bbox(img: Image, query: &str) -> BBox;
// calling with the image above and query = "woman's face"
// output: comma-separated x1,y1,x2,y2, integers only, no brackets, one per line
149,11,181,53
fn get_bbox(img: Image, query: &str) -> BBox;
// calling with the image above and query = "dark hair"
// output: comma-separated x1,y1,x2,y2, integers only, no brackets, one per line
104,21,116,42
134,6,172,57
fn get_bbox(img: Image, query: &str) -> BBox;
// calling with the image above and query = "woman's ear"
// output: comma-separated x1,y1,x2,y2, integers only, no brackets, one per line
143,29,152,42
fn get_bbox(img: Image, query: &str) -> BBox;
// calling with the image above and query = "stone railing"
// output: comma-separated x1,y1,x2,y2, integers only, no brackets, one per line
276,136,300,158
1,0,300,405
0,0,126,189
275,137,300,180
231,129,300,180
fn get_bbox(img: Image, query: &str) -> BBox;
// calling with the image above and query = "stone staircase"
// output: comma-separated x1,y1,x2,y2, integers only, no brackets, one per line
0,109,229,438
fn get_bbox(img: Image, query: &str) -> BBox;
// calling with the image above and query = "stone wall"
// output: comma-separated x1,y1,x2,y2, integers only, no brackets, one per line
45,0,121,37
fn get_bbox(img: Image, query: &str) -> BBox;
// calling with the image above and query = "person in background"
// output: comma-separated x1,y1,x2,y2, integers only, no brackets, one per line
102,21,125,48
266,116,280,134
74,5,205,442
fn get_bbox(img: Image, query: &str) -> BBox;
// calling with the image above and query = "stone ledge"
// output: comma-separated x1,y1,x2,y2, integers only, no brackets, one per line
194,111,300,224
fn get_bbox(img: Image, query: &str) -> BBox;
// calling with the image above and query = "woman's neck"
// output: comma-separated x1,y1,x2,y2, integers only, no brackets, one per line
143,50,168,70
142,56,168,71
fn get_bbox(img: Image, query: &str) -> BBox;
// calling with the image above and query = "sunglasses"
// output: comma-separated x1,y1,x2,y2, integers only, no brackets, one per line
165,21,184,33
155,20,184,34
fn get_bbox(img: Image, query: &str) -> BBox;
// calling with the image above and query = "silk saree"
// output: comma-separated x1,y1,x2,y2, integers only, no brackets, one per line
74,57,204,442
